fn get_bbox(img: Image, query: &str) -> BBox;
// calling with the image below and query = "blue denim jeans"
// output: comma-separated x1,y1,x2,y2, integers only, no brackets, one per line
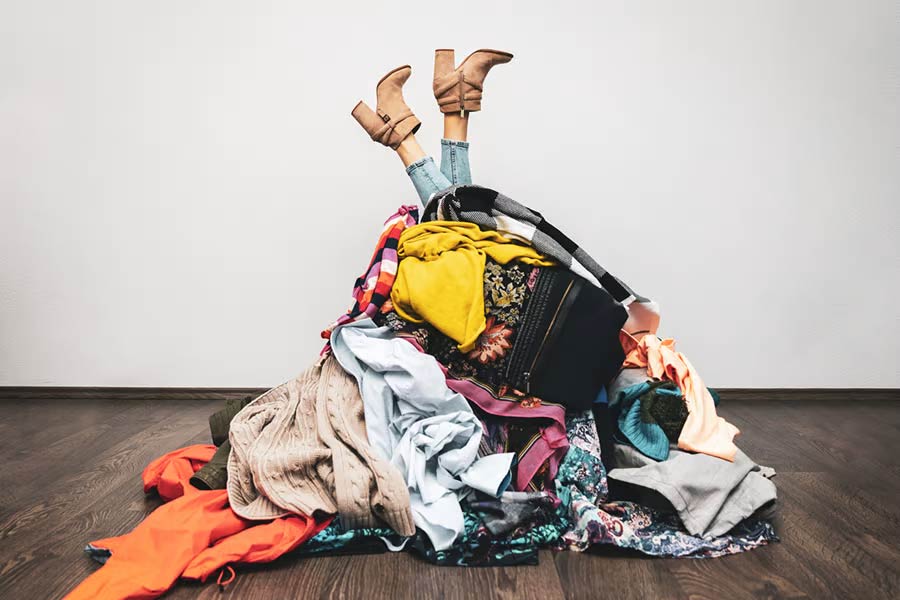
406,139,471,205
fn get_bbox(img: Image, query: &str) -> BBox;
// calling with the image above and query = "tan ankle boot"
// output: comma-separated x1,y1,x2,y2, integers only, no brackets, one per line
433,49,513,115
351,65,421,149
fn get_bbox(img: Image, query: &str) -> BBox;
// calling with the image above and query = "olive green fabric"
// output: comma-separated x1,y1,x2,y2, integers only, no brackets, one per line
210,396,255,445
189,396,255,490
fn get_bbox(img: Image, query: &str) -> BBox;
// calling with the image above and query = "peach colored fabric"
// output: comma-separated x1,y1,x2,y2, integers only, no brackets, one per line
620,331,739,461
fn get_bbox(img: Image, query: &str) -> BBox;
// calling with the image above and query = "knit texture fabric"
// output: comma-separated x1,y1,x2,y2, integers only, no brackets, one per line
226,354,416,536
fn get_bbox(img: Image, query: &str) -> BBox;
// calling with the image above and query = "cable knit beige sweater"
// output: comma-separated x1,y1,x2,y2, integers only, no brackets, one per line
227,354,415,536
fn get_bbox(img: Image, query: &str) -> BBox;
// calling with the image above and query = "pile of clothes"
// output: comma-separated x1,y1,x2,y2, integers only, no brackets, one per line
65,186,778,599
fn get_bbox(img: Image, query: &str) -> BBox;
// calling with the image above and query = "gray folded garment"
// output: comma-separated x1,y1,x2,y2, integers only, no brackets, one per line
607,367,652,402
607,444,777,539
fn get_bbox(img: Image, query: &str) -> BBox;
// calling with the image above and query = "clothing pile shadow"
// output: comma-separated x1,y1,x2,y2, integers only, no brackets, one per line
65,185,778,599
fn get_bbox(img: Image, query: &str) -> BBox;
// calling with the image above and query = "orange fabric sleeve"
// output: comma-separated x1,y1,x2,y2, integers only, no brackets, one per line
64,490,248,600
181,514,332,582
142,444,216,501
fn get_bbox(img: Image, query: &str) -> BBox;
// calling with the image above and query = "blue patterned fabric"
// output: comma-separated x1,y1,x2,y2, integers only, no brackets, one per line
555,411,778,558
298,521,403,557
300,508,564,567
407,506,565,566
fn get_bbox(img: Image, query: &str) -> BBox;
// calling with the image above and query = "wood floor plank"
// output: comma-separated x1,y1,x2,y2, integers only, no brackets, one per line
554,549,687,600
0,399,193,513
719,399,900,475
0,400,215,532
764,472,899,600
160,549,565,600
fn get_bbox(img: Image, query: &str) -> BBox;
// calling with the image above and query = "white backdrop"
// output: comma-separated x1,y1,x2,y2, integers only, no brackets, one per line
2,1,898,387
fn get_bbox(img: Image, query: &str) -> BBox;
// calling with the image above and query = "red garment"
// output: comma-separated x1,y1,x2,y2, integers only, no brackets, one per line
64,445,330,600
620,331,740,461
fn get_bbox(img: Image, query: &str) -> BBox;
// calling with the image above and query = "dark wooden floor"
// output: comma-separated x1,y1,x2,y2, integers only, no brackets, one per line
0,394,898,600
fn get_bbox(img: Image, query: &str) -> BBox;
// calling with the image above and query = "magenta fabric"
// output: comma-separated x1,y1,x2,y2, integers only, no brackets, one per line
402,337,568,490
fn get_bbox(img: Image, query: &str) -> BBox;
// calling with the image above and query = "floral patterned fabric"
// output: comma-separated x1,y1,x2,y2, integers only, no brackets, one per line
467,315,513,364
555,412,778,558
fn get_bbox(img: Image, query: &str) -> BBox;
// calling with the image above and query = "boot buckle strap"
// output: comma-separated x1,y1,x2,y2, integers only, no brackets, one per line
372,109,413,144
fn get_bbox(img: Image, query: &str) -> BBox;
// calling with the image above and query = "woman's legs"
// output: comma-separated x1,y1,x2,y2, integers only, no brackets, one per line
397,135,452,205
395,135,427,167
401,113,474,205
432,47,514,186
355,51,512,206
440,114,472,185
443,113,468,141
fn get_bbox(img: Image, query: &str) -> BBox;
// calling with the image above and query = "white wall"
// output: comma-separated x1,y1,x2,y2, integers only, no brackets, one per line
1,1,898,388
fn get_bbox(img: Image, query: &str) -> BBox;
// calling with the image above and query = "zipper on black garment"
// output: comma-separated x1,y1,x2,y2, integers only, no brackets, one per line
523,280,575,393
504,268,557,387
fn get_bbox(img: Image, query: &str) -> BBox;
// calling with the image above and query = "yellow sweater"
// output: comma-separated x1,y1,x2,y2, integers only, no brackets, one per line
391,221,555,352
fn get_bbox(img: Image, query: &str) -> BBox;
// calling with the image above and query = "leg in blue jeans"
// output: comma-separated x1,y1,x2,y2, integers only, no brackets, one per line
406,157,451,206
406,139,472,206
439,139,472,185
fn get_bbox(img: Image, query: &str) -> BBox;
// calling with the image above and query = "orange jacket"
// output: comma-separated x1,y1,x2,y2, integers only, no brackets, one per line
64,445,330,600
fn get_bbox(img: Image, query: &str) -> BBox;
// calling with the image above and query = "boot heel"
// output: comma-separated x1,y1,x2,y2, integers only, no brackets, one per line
351,101,382,138
433,49,456,79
